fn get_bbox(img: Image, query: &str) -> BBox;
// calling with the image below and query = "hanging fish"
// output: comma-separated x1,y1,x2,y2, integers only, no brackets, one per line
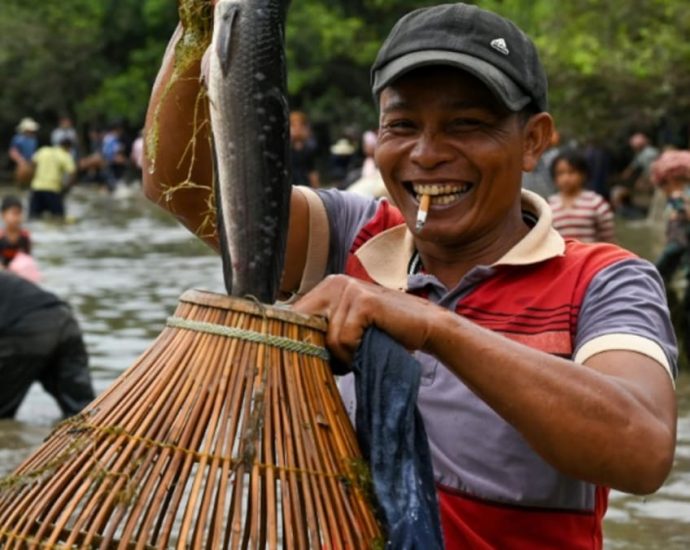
207,0,292,303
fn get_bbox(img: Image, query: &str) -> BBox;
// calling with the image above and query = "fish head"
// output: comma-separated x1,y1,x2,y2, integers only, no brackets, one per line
213,0,240,77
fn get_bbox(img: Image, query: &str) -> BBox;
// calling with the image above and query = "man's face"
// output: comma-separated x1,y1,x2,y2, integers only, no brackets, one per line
289,115,310,143
375,67,528,247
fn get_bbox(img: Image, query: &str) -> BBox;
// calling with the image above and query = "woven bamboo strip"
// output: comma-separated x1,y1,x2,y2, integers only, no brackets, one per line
293,351,339,548
76,322,211,543
298,355,352,548
134,307,234,546
306,351,380,542
173,310,236,547
178,311,239,547
282,337,321,546
63,318,215,547
6,310,214,546
0,290,382,549
274,340,302,548
156,308,245,549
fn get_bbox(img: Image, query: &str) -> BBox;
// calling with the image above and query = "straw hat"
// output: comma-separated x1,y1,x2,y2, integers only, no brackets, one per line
17,117,39,132
330,138,355,156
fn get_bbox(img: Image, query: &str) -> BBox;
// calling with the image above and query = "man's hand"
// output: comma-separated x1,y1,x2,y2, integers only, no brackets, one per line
292,275,441,364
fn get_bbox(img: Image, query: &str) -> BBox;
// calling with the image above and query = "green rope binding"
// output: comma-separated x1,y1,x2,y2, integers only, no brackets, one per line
166,316,330,361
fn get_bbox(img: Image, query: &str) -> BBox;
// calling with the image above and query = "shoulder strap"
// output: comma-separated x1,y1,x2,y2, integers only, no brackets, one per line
295,187,330,296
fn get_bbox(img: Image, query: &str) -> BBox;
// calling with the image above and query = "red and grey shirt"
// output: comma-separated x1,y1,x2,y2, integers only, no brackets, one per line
293,187,677,550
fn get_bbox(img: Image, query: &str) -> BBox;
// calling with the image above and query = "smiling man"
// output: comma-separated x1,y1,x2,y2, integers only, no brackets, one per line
144,3,677,548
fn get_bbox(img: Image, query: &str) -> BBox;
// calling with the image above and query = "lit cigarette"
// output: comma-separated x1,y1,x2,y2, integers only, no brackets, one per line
415,194,431,233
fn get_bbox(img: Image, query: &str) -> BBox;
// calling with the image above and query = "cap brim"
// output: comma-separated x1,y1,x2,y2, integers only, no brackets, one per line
372,50,531,112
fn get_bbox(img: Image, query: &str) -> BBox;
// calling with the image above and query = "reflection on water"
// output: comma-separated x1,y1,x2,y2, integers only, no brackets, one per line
606,218,690,548
605,376,690,548
0,186,687,547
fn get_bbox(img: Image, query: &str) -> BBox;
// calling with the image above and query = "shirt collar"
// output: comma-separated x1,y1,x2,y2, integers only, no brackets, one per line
354,190,565,290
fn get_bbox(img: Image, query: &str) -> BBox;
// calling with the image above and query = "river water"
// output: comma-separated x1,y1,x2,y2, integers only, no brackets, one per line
0,185,687,547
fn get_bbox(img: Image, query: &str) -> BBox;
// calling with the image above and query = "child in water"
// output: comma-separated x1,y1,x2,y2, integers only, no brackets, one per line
548,150,615,243
0,195,31,268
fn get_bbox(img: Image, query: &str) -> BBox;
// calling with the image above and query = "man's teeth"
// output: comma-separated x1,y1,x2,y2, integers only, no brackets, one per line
425,193,462,205
412,183,472,204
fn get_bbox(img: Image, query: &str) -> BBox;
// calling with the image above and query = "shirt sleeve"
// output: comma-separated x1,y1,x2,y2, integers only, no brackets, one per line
594,197,615,243
574,258,678,381
63,151,76,174
316,189,380,275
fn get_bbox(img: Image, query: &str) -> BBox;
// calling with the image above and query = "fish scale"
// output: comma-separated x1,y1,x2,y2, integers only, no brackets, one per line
208,0,292,303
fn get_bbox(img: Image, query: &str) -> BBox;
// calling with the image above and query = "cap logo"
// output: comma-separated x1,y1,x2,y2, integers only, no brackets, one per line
490,38,509,55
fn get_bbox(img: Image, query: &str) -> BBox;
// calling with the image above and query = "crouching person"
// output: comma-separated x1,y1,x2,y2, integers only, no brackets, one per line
0,271,94,419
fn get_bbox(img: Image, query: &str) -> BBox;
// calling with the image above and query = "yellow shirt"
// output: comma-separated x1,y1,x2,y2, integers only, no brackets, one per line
31,146,75,192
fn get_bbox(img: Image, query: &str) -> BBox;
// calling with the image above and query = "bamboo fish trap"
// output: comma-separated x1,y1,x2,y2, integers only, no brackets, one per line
0,290,383,549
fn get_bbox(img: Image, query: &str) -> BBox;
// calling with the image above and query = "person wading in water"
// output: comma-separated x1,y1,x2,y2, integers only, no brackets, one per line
144,3,677,547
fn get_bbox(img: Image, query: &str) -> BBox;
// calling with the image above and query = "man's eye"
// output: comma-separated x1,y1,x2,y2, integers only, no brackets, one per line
450,118,484,129
385,120,415,131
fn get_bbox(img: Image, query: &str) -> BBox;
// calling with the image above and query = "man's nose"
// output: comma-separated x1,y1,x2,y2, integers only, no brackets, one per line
409,132,455,168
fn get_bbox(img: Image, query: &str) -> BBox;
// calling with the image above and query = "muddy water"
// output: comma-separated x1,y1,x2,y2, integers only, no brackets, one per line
0,186,687,547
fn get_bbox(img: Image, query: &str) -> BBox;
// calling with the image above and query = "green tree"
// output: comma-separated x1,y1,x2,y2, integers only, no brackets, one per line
0,0,105,129
2,0,690,156
77,0,179,127
482,0,690,143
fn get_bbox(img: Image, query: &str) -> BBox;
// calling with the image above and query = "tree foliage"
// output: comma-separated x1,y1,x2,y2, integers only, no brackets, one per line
1,0,689,148
483,0,690,143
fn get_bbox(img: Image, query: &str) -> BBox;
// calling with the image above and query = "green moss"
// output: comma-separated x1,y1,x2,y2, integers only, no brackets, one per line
0,413,93,492
146,0,213,173
347,457,375,502
177,0,213,68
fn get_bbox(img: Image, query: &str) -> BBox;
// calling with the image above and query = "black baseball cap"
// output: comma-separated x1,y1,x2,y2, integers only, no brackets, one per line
371,3,548,112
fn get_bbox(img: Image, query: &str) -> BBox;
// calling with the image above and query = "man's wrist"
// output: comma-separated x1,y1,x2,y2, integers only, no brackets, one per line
423,306,462,359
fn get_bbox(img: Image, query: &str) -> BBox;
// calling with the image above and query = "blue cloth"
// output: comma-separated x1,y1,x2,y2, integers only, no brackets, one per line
351,327,444,549
101,133,123,162
10,134,38,161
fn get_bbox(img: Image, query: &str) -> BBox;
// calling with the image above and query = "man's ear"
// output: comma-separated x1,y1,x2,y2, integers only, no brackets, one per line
522,112,555,173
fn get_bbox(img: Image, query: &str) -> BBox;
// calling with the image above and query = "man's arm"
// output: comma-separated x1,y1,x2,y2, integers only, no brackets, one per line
142,17,311,293
293,275,677,495
8,145,26,165
142,23,218,250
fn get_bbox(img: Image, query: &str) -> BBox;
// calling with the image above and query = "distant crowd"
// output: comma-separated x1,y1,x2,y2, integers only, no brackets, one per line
6,111,690,256
6,116,143,220
5,110,690,366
